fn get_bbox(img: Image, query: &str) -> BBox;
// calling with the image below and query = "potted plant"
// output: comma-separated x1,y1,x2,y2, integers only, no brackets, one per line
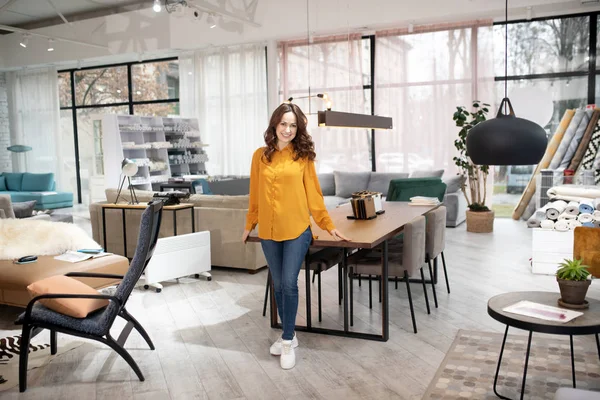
556,258,592,308
453,101,494,233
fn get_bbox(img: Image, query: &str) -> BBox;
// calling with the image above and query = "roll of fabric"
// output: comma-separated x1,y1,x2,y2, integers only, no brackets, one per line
593,210,600,221
540,220,555,230
560,109,592,169
594,198,600,210
565,201,580,216
569,109,600,171
558,212,576,220
582,222,595,228
568,219,582,230
547,185,600,202
578,213,594,223
527,215,541,228
554,219,570,232
546,200,568,220
579,199,594,214
550,109,586,169
594,221,600,228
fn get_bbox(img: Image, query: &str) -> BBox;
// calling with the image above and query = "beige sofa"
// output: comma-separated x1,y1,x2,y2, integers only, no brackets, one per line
89,189,267,272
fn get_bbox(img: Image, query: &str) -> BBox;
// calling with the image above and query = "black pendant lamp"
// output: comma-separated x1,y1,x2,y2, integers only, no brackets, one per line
466,0,547,166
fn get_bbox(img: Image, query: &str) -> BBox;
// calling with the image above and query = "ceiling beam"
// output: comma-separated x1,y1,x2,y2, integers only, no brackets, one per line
0,0,20,15
0,23,109,50
187,0,261,28
46,0,70,25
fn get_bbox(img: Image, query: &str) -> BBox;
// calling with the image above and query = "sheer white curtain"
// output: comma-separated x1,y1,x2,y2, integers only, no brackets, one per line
179,43,268,176
279,34,371,173
6,67,63,187
375,21,495,177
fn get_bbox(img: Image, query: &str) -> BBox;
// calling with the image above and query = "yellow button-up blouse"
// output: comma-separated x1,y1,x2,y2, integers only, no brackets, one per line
245,145,336,241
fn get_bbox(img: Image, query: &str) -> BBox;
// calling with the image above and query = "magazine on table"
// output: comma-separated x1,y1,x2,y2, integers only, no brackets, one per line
54,250,112,263
502,300,583,323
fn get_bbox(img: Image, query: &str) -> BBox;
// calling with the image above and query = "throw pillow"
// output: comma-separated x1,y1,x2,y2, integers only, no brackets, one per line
13,200,37,218
22,173,54,192
410,169,444,178
333,171,371,198
367,172,410,196
27,275,109,318
317,173,335,196
0,176,6,191
443,175,465,194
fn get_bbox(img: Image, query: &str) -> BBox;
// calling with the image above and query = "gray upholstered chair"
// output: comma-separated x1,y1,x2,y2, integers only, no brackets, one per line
16,201,164,392
348,216,429,334
424,206,449,309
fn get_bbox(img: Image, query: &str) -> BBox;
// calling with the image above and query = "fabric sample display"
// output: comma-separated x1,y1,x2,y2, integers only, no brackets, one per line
568,219,582,229
545,200,568,220
565,201,580,216
513,110,575,220
559,109,592,168
540,220,555,230
578,213,594,223
547,185,600,202
579,199,594,214
570,109,600,171
554,219,570,232
549,109,585,169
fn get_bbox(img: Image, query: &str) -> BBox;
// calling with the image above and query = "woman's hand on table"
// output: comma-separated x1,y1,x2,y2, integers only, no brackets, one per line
329,229,351,241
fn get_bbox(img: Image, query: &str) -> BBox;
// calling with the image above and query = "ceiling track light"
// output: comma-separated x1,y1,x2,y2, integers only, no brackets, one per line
153,0,162,12
19,34,29,48
47,38,54,52
207,13,217,28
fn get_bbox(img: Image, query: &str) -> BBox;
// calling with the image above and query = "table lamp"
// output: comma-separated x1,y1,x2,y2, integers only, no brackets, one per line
115,158,139,204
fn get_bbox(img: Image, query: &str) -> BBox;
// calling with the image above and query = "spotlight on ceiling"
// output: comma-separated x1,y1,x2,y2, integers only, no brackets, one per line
19,34,29,48
47,38,54,52
207,13,217,28
153,0,162,12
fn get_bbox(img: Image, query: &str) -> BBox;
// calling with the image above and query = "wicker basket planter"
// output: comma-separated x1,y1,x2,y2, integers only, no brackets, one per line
466,210,494,233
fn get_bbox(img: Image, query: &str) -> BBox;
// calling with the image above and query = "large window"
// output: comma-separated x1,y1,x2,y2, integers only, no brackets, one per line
492,15,593,217
59,58,180,204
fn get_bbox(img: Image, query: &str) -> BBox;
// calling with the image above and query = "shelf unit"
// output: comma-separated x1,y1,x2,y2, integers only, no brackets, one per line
101,114,208,192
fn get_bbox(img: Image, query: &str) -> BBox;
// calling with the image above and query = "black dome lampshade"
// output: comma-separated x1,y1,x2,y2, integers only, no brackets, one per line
466,97,548,165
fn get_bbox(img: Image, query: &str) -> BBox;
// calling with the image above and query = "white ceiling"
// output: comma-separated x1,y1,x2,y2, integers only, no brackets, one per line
0,0,147,27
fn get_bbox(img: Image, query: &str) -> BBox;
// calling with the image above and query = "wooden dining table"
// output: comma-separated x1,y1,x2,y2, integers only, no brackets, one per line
247,201,439,341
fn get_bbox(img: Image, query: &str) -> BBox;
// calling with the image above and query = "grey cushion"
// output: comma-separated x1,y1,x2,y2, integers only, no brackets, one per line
333,171,371,198
0,195,15,219
13,200,37,218
443,175,464,194
410,169,445,178
323,196,349,209
367,172,409,196
318,173,335,196
17,302,114,336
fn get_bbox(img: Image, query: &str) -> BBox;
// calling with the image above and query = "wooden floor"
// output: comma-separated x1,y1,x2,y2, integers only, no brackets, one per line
2,219,596,400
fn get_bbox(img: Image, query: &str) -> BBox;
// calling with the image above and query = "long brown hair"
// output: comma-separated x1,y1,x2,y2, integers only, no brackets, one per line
262,103,316,163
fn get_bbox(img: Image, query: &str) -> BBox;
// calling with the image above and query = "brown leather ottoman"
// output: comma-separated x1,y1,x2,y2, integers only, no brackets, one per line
0,255,129,308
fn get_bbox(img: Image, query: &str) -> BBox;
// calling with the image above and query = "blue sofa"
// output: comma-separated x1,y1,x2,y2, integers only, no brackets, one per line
0,172,73,209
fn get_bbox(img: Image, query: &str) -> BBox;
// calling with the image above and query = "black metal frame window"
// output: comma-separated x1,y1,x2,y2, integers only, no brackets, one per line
59,57,180,204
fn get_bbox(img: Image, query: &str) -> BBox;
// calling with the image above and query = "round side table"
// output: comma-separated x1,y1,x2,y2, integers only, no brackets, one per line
487,291,600,400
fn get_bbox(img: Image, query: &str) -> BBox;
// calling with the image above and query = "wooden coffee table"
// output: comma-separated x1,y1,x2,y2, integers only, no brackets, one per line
487,291,600,399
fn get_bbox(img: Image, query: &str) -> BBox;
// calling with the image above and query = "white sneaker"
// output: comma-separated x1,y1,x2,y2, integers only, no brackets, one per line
269,334,298,356
280,340,296,369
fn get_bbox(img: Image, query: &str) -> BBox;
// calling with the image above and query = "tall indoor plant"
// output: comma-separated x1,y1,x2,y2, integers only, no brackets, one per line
453,101,494,233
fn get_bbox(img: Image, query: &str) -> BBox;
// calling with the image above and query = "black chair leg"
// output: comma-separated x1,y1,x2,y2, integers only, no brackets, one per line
50,330,57,355
312,270,316,283
428,260,438,308
19,324,32,392
441,251,450,294
349,266,354,327
395,276,398,290
379,276,382,303
338,265,343,305
404,271,417,334
419,267,431,315
318,266,323,322
262,272,270,317
105,335,145,381
368,275,373,309
120,309,155,350
358,273,361,287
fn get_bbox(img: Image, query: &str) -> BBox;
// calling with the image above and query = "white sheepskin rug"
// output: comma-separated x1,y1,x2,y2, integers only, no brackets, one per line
0,218,101,260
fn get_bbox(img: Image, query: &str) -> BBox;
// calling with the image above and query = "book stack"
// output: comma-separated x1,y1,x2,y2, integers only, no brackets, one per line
349,191,383,220
409,196,441,206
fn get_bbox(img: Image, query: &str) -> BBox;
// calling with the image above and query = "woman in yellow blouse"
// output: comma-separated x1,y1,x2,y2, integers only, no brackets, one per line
242,103,349,369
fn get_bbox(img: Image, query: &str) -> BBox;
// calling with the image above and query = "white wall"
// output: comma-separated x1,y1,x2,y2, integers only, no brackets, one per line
0,0,597,70
0,73,11,172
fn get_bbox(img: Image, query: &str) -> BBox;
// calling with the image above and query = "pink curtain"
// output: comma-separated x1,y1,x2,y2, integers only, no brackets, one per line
375,20,495,177
279,34,372,173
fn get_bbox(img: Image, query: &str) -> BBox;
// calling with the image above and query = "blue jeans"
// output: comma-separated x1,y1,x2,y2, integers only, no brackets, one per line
261,226,312,340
